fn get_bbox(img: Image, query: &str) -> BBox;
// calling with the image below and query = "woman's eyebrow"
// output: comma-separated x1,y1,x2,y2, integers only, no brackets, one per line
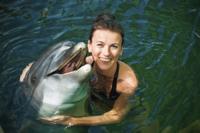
111,43,119,45
110,42,120,46
96,41,105,44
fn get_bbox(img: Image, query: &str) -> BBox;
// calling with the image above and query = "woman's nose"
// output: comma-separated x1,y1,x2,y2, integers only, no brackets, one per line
102,47,110,56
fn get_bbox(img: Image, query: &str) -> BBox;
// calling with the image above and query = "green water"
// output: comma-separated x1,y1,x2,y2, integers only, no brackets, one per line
0,0,199,132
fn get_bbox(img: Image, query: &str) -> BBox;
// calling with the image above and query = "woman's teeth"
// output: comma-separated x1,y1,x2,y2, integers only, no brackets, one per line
99,57,111,62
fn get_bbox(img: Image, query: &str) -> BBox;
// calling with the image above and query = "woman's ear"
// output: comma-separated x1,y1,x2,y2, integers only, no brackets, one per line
87,40,92,53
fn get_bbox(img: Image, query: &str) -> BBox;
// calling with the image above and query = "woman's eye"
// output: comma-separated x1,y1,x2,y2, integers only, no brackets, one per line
111,45,118,49
96,43,103,47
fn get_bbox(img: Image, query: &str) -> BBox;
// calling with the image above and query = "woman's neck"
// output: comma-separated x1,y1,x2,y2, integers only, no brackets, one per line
94,63,117,78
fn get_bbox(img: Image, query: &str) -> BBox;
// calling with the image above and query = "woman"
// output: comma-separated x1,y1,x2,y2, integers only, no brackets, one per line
41,13,138,126
21,13,138,126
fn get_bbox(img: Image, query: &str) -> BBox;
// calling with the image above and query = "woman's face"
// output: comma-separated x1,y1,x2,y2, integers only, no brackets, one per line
88,29,122,71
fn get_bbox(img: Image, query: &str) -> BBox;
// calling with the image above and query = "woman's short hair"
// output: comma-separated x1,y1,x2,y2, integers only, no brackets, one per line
89,13,124,46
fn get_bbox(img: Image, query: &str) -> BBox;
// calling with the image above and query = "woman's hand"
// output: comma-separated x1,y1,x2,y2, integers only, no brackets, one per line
40,115,74,127
19,63,33,82
85,56,94,64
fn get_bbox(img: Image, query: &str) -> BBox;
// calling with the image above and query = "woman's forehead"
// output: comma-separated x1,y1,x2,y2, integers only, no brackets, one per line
92,29,122,44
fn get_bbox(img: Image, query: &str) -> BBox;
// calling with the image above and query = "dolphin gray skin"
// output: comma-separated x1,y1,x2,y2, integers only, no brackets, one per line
23,41,92,117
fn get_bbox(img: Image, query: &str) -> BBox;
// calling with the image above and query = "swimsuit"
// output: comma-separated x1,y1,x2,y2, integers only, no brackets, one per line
89,62,120,112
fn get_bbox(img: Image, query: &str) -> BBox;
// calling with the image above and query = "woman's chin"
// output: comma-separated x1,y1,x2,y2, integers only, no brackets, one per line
96,61,113,71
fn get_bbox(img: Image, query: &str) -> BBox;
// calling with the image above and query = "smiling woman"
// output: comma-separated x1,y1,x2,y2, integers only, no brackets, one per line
88,29,122,72
42,12,138,127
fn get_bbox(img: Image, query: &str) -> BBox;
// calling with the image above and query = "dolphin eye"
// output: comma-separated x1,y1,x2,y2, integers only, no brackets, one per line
31,76,36,84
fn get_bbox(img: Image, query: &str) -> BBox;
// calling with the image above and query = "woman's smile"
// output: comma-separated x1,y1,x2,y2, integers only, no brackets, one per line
99,57,112,62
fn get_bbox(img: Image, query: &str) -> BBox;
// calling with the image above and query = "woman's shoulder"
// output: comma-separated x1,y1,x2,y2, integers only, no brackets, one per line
118,61,136,78
117,61,138,95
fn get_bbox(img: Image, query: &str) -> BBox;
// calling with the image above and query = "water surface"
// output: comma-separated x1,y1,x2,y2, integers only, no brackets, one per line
0,0,200,132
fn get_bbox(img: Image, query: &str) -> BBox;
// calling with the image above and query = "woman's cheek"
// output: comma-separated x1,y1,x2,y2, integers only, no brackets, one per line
91,52,98,61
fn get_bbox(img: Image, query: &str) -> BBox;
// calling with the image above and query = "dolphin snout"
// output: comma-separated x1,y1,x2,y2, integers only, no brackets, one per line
74,64,91,81
75,42,86,50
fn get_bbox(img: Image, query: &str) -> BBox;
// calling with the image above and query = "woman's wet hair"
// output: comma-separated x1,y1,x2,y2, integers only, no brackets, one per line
89,12,124,46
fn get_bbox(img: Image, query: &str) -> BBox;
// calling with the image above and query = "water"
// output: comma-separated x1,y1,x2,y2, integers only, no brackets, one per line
0,0,200,132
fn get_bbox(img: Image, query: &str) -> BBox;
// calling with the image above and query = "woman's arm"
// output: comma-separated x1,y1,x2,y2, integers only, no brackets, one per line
41,93,133,126
70,70,139,126
72,93,131,125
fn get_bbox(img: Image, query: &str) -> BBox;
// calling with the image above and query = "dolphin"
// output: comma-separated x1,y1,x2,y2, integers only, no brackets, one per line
23,41,92,117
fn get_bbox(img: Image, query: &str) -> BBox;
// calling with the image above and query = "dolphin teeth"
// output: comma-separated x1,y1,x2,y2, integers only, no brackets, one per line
56,48,86,74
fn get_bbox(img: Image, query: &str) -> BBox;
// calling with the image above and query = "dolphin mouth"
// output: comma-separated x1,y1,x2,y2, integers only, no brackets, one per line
48,48,86,76
59,48,86,73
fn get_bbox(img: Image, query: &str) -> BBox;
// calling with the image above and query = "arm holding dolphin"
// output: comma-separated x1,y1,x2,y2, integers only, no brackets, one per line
40,93,135,126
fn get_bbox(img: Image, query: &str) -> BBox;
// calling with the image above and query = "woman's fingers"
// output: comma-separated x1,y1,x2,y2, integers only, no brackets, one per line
39,115,70,125
85,56,94,64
